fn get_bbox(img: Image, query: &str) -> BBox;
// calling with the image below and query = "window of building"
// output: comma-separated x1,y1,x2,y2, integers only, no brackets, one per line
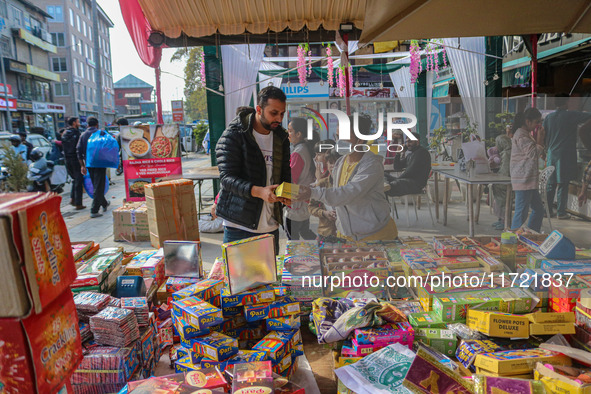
88,25,92,41
83,85,87,101
118,92,123,99
46,5,63,22
78,38,82,54
74,60,78,76
51,32,65,47
75,0,80,9
0,1,7,18
76,15,80,32
54,82,69,96
52,57,67,72
77,83,80,98
71,34,76,51
69,8,74,26
80,60,85,79
11,5,23,26
24,14,31,31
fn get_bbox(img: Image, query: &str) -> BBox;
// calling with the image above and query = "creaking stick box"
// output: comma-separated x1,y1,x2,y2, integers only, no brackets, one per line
231,360,274,394
535,362,591,394
408,311,451,329
172,279,224,302
252,331,292,363
414,328,457,357
467,310,529,338
354,322,414,345
172,296,223,330
245,297,301,322
221,284,276,308
0,290,82,393
166,276,202,293
0,193,77,315
193,331,239,362
275,182,299,199
455,339,505,370
474,348,571,375
266,315,301,331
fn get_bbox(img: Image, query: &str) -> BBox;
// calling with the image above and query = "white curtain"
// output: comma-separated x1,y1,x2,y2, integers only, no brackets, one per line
221,44,266,126
443,37,486,138
426,71,434,135
390,67,415,115
258,61,284,91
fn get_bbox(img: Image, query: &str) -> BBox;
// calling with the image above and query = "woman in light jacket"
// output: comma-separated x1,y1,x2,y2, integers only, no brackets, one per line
298,115,398,241
510,108,544,232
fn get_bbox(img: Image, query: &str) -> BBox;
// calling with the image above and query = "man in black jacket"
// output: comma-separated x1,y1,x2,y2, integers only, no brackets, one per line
386,132,432,196
62,117,85,209
215,86,291,254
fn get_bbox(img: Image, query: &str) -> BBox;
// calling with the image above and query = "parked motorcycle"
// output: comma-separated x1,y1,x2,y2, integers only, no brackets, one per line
27,148,65,193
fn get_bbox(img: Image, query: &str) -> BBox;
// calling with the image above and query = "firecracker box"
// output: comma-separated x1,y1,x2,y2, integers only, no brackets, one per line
0,193,77,317
166,277,201,293
221,284,276,308
432,295,496,322
474,348,571,375
219,314,247,332
0,290,82,393
467,310,529,338
223,306,243,317
272,352,293,374
113,202,150,242
193,332,238,362
244,297,300,322
231,361,274,394
275,182,299,199
266,316,301,331
455,339,505,370
550,275,591,312
252,331,293,363
73,251,123,288
71,241,94,262
225,350,267,370
174,356,201,373
172,297,223,330
172,279,224,302
526,253,546,269
535,363,591,394
415,328,457,357
432,236,476,256
173,314,211,340
527,311,575,323
144,179,200,248
223,322,266,341
529,322,575,336
353,322,414,345
126,249,165,282
408,311,449,329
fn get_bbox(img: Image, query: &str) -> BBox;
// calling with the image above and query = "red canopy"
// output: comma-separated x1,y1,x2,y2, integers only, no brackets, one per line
119,0,163,123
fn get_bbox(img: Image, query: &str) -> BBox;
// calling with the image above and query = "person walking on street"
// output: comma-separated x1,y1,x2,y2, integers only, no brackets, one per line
77,117,110,218
19,131,33,161
9,135,27,161
62,117,85,209
543,94,591,219
115,117,128,176
215,86,291,255
510,108,545,232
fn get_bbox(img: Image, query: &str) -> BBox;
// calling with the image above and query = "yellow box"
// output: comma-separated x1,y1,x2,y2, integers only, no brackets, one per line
535,363,591,394
475,368,533,379
275,182,299,199
475,348,571,375
526,311,575,323
467,310,529,338
529,322,576,336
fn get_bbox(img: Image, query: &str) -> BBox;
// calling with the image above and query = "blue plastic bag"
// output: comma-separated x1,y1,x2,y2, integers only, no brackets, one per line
83,174,109,198
86,130,119,168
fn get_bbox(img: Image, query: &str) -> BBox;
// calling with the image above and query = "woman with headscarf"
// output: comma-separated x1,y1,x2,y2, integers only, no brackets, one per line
491,126,513,230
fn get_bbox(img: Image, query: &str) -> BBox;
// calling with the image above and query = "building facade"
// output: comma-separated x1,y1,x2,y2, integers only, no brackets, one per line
0,0,66,135
114,74,154,117
36,0,115,127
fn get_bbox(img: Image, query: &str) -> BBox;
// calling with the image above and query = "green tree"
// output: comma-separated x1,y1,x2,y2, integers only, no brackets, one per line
171,47,208,121
0,144,29,192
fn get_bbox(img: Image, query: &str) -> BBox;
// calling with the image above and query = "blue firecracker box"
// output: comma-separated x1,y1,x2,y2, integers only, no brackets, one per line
172,296,223,330
193,331,239,362
220,284,276,308
266,316,301,331
172,278,224,302
539,230,576,260
174,356,201,373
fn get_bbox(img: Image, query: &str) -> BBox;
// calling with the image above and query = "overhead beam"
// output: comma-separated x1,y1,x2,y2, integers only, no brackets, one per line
567,1,591,33
360,0,432,43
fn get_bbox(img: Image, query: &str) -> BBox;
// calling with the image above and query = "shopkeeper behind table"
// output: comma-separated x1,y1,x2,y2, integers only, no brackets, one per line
298,115,398,242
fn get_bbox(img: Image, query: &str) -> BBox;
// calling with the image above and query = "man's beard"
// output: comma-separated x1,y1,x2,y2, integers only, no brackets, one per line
259,113,278,131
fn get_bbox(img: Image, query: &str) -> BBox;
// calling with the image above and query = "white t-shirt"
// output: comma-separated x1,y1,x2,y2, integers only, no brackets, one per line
224,130,278,233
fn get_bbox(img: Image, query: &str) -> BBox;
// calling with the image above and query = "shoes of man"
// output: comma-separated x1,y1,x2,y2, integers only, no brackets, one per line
103,201,110,212
558,214,571,220
75,205,86,210
116,170,123,176
90,212,103,218
70,199,75,206
491,220,502,228
493,222,505,230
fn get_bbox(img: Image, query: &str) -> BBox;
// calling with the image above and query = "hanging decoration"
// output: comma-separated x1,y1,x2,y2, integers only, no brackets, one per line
326,44,334,87
348,63,353,95
297,43,309,86
199,53,206,88
409,40,421,84
308,47,313,77
337,65,346,97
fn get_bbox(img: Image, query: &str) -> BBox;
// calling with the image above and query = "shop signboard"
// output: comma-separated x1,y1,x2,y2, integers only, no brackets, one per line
329,86,394,99
121,124,183,202
32,102,65,113
171,100,184,122
0,83,13,96
282,82,329,100
0,97,17,111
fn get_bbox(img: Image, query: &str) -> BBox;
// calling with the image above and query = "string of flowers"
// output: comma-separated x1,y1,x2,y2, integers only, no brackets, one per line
337,65,346,97
409,40,421,84
297,43,308,86
199,54,206,88
308,47,313,77
348,63,353,94
326,44,334,87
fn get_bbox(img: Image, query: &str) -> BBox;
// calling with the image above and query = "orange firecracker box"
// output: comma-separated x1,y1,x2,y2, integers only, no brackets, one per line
0,193,77,316
0,290,83,393
144,179,200,248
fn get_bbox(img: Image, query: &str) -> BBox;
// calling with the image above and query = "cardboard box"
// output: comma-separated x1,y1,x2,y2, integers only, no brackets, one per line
113,202,149,242
266,316,301,331
467,310,529,338
415,328,457,357
529,322,575,336
0,193,77,316
174,356,201,373
193,332,238,362
527,311,575,323
475,348,571,375
172,297,223,330
455,339,505,370
0,290,82,393
220,284,276,308
144,179,200,248
408,311,449,329
172,279,224,302
535,363,591,394
275,182,299,199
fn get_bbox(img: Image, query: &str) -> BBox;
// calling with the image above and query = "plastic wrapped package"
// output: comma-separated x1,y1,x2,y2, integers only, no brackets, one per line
89,307,140,347
472,374,545,394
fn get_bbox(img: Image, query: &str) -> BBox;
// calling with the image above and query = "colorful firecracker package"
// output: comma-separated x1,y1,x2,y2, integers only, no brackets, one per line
455,340,505,370
414,328,458,357
192,331,239,362
0,290,82,393
472,373,544,393
126,249,165,283
474,348,571,375
219,313,247,332
173,314,212,340
252,330,297,363
172,296,224,330
353,322,414,345
408,311,448,329
0,193,77,316
121,297,150,327
172,278,224,302
223,322,267,342
175,356,202,373
72,346,139,393
272,352,293,374
244,297,301,322
534,363,591,394
225,350,268,370
231,361,274,394
74,291,111,314
221,284,276,308
166,276,202,293
89,306,140,347
467,310,530,338
223,306,244,317
267,315,301,331
127,370,229,393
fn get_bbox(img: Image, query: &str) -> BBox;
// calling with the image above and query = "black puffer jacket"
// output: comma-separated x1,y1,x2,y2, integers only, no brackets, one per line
61,126,80,159
215,108,291,230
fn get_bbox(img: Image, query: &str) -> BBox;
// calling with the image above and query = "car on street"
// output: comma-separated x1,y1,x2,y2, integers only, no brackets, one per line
0,131,53,160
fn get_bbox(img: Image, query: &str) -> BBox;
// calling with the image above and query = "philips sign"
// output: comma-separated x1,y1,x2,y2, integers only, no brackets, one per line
281,82,328,99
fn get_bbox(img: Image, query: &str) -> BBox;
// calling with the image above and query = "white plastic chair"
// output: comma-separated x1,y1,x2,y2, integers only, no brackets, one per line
539,166,555,231
403,187,435,227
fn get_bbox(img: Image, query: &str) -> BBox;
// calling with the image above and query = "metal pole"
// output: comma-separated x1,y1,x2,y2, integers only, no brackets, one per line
0,51,13,132
531,34,538,108
92,0,104,126
343,33,351,115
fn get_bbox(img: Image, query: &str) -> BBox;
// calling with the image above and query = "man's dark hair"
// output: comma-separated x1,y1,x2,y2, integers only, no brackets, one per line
67,116,79,126
87,117,99,127
116,117,129,126
236,106,253,115
257,86,286,109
